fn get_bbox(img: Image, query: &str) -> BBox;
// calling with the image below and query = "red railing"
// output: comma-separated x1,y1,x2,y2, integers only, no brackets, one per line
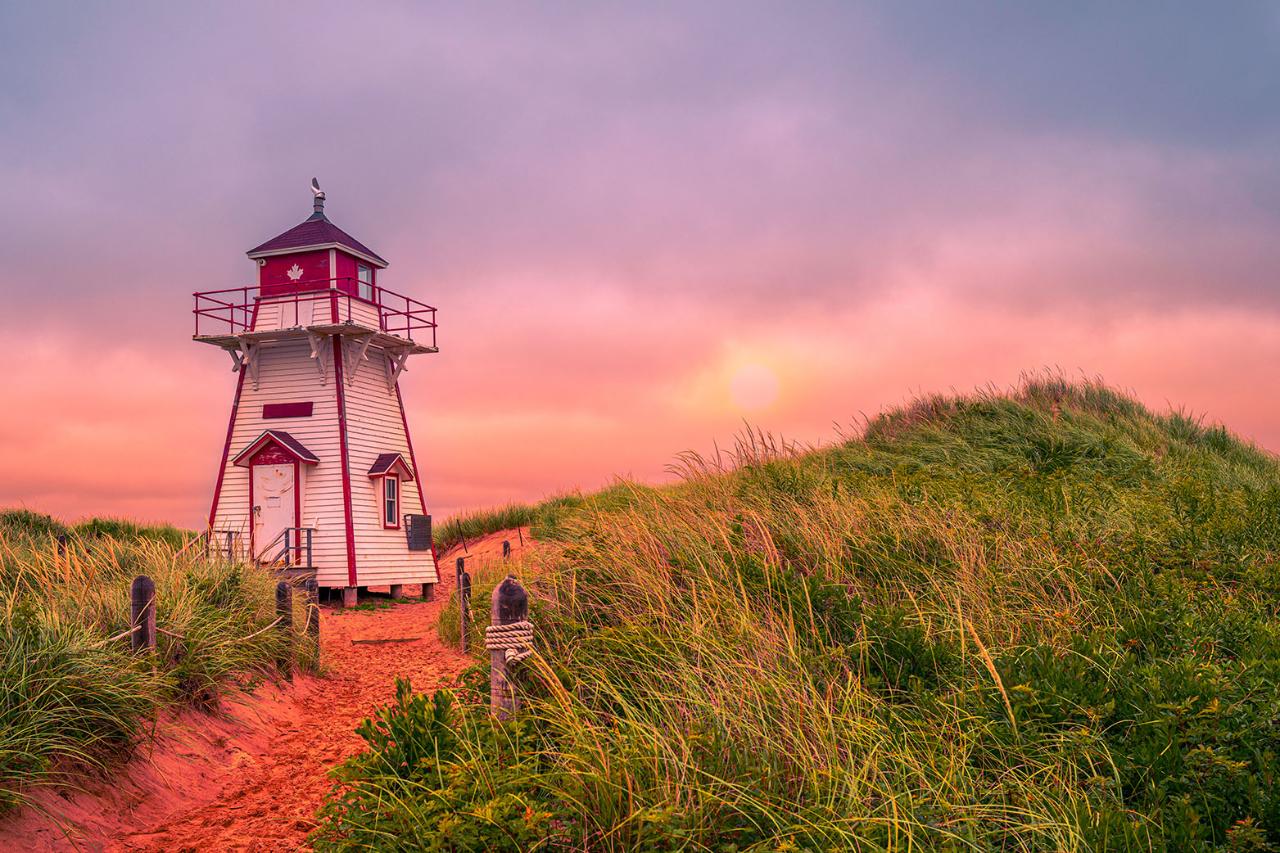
193,278,437,349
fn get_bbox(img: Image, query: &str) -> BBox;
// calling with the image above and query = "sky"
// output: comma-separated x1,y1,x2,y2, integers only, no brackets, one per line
1,2,1278,527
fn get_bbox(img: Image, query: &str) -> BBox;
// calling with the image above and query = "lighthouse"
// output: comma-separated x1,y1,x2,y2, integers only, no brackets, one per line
194,181,439,605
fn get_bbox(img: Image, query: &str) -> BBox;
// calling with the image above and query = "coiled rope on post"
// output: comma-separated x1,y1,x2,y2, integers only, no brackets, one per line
484,620,534,663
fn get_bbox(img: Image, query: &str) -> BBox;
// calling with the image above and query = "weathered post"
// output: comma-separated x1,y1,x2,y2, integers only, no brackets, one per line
303,577,320,663
130,575,156,653
487,574,531,720
456,556,471,653
276,581,293,677
502,540,511,560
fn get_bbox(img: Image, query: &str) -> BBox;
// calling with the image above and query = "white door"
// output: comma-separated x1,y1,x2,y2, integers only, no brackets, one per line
253,463,295,560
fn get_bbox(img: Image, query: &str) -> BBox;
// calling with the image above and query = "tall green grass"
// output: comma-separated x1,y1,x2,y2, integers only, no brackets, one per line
0,511,314,812
316,377,1280,851
434,503,540,553
434,494,591,553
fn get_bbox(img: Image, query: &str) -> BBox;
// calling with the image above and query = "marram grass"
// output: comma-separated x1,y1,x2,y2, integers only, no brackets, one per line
0,511,315,812
317,376,1280,851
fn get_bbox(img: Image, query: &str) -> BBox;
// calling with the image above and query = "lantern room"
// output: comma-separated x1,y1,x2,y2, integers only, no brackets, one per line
247,183,388,301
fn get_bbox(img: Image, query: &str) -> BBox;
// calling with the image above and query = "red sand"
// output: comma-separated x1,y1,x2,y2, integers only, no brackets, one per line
0,530,530,852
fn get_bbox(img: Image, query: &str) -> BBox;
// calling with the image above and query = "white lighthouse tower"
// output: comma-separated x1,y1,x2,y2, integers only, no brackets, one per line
194,181,439,605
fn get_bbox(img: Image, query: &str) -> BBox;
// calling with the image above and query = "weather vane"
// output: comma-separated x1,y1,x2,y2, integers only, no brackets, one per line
311,177,325,216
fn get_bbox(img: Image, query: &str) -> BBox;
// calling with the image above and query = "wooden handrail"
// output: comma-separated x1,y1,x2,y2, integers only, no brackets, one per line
258,526,315,568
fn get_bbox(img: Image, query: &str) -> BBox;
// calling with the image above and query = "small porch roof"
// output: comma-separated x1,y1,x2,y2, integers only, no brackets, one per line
232,429,320,467
367,452,414,481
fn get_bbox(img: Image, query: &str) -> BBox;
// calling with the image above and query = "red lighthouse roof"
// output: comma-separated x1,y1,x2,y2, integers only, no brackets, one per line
246,184,387,267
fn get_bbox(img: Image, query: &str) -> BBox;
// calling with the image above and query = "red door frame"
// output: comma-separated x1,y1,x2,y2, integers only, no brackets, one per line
247,449,301,562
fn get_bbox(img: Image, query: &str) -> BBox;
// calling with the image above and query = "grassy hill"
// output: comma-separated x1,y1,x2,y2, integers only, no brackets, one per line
0,511,313,812
317,378,1280,852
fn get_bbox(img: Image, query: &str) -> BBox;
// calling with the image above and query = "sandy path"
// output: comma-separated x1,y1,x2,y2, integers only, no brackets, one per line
1,530,530,852
114,580,471,853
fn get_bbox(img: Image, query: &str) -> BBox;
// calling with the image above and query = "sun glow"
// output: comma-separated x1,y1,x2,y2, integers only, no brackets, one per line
729,363,780,412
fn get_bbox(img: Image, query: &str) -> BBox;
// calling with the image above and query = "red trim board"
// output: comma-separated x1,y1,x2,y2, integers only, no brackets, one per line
247,455,255,557
395,383,428,516
208,300,261,530
294,458,302,565
396,381,442,585
332,334,358,587
208,367,247,530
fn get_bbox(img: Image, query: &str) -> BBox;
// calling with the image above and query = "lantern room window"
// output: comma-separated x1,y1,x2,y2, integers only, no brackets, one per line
383,475,399,528
357,264,374,302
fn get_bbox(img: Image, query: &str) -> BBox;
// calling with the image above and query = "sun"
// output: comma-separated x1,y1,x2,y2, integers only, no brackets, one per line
729,363,780,412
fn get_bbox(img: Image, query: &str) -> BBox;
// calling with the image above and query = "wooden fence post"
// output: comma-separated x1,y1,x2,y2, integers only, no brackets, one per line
456,556,471,653
303,577,320,664
130,575,156,653
488,574,530,720
276,581,293,677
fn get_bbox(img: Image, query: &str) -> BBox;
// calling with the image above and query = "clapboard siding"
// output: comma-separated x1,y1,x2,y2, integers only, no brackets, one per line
204,322,435,589
212,338,351,587
252,294,381,333
210,332,436,589
345,342,437,586
346,300,381,328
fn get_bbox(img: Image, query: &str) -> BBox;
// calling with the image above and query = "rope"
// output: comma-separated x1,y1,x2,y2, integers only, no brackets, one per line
92,625,140,648
94,616,279,650
223,616,284,645
484,620,534,663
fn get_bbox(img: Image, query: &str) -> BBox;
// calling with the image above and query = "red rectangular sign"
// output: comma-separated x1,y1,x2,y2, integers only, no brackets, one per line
262,402,314,419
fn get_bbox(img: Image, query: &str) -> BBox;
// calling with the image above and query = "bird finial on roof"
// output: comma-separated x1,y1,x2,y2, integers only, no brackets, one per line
310,177,326,220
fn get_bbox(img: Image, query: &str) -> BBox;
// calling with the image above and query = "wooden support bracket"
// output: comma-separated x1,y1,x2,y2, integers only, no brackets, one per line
235,336,262,390
344,333,374,385
306,331,329,386
383,348,411,392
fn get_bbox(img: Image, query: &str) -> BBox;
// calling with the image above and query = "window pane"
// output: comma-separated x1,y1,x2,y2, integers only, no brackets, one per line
384,478,397,525
358,265,374,301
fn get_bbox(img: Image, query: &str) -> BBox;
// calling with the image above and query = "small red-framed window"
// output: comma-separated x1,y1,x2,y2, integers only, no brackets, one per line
357,264,374,302
382,475,399,528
